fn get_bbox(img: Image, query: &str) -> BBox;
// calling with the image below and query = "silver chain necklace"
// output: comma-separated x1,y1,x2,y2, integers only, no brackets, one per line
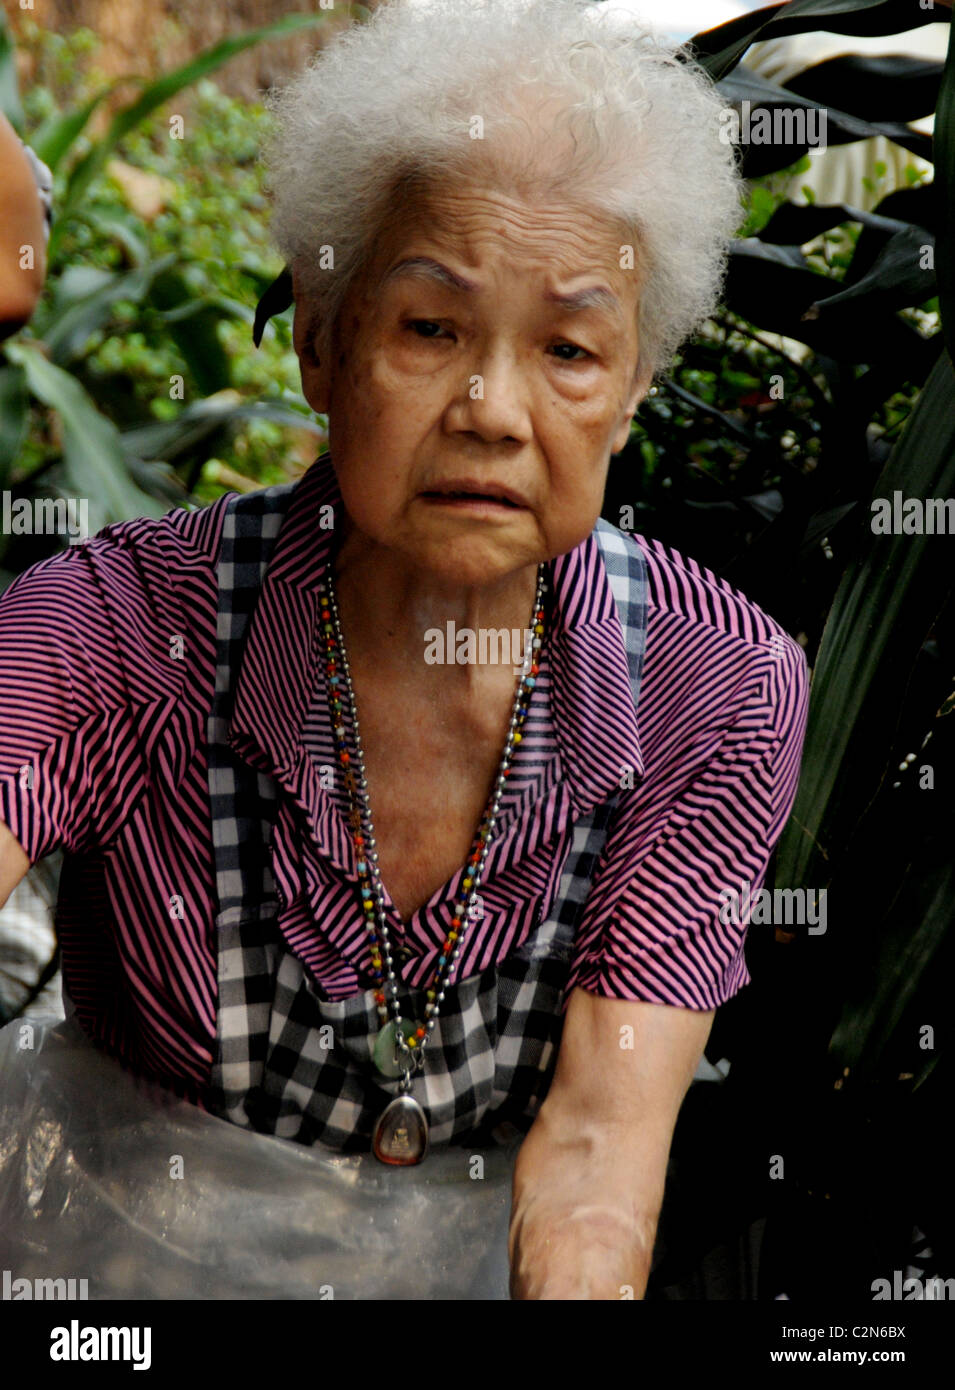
317,562,547,1164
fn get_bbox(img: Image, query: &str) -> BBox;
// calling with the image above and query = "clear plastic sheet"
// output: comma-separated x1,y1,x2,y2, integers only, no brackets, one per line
0,1017,518,1299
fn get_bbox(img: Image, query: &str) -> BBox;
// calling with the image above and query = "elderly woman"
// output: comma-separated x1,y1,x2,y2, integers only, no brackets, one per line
0,0,808,1299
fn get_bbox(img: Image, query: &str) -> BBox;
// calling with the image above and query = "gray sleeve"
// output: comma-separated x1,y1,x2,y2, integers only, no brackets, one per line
18,138,54,241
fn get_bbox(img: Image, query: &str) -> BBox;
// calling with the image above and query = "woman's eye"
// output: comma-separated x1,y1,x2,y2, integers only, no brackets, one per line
406,319,448,339
550,341,592,362
403,322,591,361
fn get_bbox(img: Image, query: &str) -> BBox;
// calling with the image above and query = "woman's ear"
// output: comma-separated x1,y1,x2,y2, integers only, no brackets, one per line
291,266,330,414
611,357,654,455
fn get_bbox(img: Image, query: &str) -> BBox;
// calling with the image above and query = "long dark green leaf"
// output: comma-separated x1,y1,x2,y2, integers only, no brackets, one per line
123,454,191,507
816,619,955,1086
759,201,916,245
774,347,955,892
725,241,932,362
717,67,933,180
0,7,22,128
80,212,151,267
816,12,955,1087
806,225,936,315
936,8,955,362
43,255,178,366
146,269,245,397
28,266,114,342
830,846,955,1076
29,87,133,173
0,363,29,489
4,342,166,528
689,0,944,81
869,183,939,238
783,52,943,123
120,396,323,462
799,502,859,553
168,309,234,397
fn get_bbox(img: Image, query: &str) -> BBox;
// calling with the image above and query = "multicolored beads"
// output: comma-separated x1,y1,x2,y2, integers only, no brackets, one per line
317,563,547,1083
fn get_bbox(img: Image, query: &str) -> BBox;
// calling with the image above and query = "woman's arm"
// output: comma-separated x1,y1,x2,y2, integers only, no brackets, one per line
508,986,713,1299
0,818,31,911
0,111,48,338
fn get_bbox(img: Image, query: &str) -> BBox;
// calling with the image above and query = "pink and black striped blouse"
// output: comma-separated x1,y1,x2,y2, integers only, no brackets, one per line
0,452,809,1105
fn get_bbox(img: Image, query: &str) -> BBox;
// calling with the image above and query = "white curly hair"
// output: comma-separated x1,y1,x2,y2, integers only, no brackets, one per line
260,0,745,384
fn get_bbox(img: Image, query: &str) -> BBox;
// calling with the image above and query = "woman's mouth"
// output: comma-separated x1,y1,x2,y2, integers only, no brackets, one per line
419,488,525,511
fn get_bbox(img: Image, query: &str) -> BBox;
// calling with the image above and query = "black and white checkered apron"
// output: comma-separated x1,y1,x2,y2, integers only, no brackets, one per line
206,479,648,1152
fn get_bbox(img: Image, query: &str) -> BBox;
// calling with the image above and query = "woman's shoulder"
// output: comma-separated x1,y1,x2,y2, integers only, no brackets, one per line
628,530,809,747
90,488,238,568
2,490,235,603
632,529,803,662
0,491,239,706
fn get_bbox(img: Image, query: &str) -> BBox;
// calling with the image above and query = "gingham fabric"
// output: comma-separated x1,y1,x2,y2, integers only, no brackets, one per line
0,872,59,1023
206,484,648,1152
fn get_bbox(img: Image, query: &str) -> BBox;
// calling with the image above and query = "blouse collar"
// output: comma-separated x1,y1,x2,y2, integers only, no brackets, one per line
227,451,645,826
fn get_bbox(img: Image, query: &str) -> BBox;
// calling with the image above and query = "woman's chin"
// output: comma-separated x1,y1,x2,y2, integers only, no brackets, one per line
410,551,531,591
372,520,540,588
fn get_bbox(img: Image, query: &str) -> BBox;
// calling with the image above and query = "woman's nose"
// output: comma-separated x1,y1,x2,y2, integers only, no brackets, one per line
453,344,534,443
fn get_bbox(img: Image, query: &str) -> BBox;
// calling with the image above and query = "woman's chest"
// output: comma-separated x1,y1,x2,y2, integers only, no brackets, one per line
335,682,519,925
356,743,505,924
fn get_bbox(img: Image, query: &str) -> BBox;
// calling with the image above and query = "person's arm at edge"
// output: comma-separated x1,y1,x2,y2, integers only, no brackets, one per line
0,110,48,338
0,817,31,910
508,987,713,1299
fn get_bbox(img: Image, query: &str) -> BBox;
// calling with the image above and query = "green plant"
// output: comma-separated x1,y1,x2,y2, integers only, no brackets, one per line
0,9,370,579
608,0,955,1299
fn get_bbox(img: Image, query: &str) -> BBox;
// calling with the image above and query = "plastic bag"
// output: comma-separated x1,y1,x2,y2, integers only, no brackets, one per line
0,1016,517,1299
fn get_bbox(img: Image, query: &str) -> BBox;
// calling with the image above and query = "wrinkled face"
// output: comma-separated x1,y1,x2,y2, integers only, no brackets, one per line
294,182,651,588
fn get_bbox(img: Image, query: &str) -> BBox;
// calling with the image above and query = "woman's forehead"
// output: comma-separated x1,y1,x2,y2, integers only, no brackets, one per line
364,185,637,277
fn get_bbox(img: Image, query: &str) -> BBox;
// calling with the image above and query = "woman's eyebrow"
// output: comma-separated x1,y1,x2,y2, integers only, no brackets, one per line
379,255,475,295
378,255,622,317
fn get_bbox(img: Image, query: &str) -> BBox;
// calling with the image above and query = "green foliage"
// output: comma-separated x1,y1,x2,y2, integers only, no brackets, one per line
0,10,339,570
40,65,308,497
639,0,955,1297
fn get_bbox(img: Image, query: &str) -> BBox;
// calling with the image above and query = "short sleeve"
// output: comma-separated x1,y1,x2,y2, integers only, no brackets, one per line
0,547,147,863
18,139,54,242
567,633,810,1010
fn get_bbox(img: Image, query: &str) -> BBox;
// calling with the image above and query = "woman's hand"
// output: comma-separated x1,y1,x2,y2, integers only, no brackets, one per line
507,987,715,1299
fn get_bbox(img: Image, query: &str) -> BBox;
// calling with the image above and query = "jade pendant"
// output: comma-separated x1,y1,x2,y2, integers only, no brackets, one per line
373,1018,421,1078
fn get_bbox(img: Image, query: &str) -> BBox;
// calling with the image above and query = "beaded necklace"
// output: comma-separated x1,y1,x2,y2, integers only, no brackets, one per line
317,563,547,1165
